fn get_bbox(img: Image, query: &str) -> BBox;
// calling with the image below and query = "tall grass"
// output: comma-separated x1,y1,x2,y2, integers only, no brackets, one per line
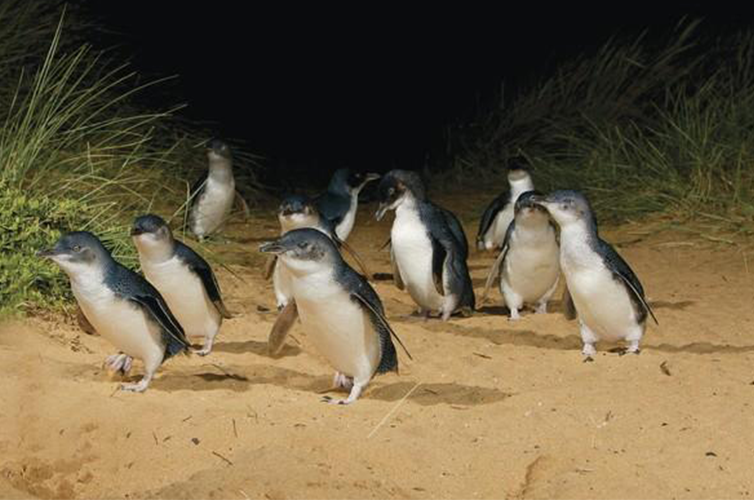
0,2,258,316
450,20,754,229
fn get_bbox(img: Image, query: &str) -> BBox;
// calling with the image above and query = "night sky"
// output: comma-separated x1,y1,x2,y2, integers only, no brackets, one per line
79,3,752,183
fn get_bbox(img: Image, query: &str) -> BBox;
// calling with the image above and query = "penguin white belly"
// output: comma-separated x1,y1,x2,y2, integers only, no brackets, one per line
72,281,164,364
564,261,638,341
502,236,560,302
391,210,444,311
272,259,293,308
291,271,380,381
335,196,358,241
192,177,235,236
487,206,514,249
141,257,220,338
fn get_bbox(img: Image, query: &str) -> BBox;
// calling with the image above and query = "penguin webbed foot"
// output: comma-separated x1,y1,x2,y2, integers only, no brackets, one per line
583,356,595,363
105,353,133,375
119,377,151,393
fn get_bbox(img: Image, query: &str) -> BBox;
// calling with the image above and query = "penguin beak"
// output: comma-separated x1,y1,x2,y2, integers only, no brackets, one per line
36,248,58,258
375,203,389,221
130,227,144,236
365,173,380,183
527,193,550,207
259,241,286,254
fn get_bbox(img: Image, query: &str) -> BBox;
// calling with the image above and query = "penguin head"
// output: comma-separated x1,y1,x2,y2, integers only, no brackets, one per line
529,190,595,229
346,171,380,192
374,170,425,220
278,194,320,233
259,228,339,275
206,139,232,163
37,231,112,276
131,215,174,257
507,156,531,183
514,190,549,220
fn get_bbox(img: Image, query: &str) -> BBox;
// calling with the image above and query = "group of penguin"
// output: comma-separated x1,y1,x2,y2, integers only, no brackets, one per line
38,141,657,405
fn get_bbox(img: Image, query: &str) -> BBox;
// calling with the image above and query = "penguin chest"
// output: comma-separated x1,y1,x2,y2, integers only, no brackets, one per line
335,195,358,241
502,229,560,302
291,272,381,380
192,177,235,236
391,210,444,310
71,280,164,363
561,250,639,340
142,257,220,337
487,205,514,249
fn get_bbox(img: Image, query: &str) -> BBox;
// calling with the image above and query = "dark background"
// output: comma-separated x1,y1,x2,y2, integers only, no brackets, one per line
77,3,753,185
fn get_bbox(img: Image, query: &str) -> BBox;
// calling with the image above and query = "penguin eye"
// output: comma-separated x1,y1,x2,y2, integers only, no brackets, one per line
72,245,81,252
388,187,395,196
298,242,309,249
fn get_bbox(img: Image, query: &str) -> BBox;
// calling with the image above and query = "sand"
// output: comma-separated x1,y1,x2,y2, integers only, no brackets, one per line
2,195,753,500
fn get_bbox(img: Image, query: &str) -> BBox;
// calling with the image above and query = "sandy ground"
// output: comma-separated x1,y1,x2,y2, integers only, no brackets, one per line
2,192,754,500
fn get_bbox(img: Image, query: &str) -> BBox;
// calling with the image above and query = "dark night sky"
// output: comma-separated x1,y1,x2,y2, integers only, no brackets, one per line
78,3,752,182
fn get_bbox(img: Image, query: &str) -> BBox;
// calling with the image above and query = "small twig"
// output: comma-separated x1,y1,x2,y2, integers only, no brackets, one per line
212,450,234,466
473,352,492,360
152,431,159,446
182,415,193,422
368,382,421,439
232,418,238,439
660,361,672,376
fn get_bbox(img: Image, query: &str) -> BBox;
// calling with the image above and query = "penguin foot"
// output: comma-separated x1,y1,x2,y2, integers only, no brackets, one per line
508,308,521,321
321,395,350,405
583,356,594,363
195,347,212,357
333,372,353,390
535,302,548,314
105,353,133,375
120,378,150,393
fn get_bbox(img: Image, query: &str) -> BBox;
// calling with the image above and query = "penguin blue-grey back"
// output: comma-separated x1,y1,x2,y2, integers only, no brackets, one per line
314,168,380,241
38,231,189,392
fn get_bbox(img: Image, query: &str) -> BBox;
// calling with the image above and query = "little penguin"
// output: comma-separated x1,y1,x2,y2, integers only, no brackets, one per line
132,214,232,356
480,191,560,320
375,170,475,320
259,228,411,404
188,139,243,240
476,156,535,251
38,231,190,392
529,190,658,359
315,168,380,241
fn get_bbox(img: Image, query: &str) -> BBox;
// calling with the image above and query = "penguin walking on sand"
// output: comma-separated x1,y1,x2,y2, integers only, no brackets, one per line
260,228,411,404
476,157,535,251
38,232,190,392
480,191,561,320
315,169,380,241
188,139,247,240
529,190,658,360
132,215,232,356
375,170,475,320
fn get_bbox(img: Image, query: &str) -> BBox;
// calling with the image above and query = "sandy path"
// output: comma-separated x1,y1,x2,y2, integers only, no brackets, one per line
1,196,753,499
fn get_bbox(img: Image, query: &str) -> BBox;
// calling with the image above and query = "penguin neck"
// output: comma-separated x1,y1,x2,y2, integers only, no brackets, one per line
208,161,234,184
66,261,108,292
327,180,352,199
515,211,550,234
135,238,176,264
558,220,598,261
395,193,419,218
509,175,534,197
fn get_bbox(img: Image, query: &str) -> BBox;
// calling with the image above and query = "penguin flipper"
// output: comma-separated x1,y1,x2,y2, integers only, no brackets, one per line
268,301,298,356
129,294,190,358
437,205,469,259
263,255,277,280
175,242,233,318
430,235,447,296
599,239,659,326
187,172,208,214
480,221,514,303
476,192,509,248
235,190,251,217
350,289,412,363
333,235,372,279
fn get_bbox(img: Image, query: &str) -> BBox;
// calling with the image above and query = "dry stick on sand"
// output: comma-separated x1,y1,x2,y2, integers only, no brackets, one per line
367,382,422,439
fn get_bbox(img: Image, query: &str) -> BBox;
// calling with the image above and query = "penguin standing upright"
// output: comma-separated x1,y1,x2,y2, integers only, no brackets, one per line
529,190,658,359
188,139,240,240
315,169,379,241
476,157,535,251
38,232,190,392
375,170,475,320
132,215,232,356
481,191,560,319
260,228,410,404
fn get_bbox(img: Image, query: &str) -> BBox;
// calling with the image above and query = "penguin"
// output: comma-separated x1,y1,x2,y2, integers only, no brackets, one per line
476,156,535,251
375,170,475,320
188,139,244,240
315,168,380,241
259,228,411,404
528,190,658,359
38,231,190,392
131,214,232,356
480,191,560,320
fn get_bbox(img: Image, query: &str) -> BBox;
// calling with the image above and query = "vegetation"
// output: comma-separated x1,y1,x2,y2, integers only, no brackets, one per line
450,20,754,230
0,2,258,316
